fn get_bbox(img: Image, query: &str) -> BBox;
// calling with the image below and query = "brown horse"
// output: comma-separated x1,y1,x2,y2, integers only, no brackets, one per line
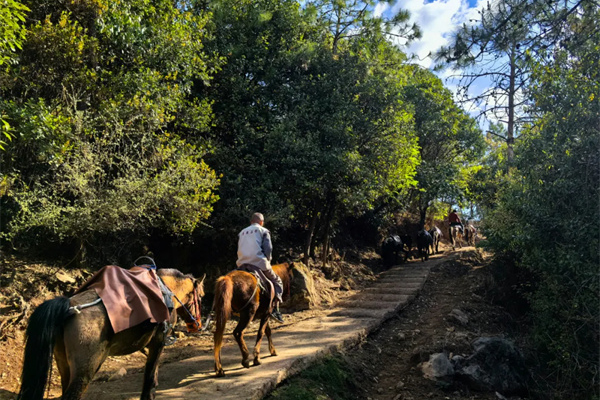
17,268,205,400
464,224,477,246
213,263,293,376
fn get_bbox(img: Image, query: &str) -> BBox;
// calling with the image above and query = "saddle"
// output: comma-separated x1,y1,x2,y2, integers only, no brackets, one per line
237,264,275,310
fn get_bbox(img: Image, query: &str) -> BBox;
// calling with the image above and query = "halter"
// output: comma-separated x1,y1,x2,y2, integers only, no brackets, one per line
134,256,202,333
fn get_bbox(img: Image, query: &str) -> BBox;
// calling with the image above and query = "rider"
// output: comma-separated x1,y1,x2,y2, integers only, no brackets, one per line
448,209,464,237
236,212,285,323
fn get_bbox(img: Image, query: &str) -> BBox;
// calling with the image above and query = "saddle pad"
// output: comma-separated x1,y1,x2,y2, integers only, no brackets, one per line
237,264,275,303
75,265,170,333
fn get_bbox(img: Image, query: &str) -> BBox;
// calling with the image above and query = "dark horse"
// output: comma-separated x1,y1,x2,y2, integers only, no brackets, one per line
17,268,204,400
213,263,293,376
381,235,404,267
416,229,433,262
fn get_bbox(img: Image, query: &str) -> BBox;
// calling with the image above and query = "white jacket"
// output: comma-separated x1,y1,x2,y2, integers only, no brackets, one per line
236,223,273,270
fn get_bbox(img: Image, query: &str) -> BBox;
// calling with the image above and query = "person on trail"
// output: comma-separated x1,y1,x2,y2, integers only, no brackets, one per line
448,209,464,236
236,212,284,323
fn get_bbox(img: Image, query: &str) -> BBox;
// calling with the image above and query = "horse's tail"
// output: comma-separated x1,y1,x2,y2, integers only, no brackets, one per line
18,296,71,400
213,275,233,374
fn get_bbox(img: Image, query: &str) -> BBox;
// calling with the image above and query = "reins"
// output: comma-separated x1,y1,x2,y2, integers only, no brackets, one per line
134,256,201,331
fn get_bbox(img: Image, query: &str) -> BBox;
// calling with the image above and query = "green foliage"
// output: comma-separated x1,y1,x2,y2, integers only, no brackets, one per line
0,0,219,263
483,4,600,397
268,356,356,400
197,0,420,258
401,66,485,223
0,0,28,65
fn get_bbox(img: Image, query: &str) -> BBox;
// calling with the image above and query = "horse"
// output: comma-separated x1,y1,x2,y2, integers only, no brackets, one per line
17,267,205,400
428,226,442,254
464,224,477,246
400,234,413,260
213,263,293,377
450,224,463,250
416,229,433,262
381,235,404,267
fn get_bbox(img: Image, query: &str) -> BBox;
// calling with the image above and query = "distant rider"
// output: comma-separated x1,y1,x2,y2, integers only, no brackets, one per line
448,209,464,237
237,212,284,323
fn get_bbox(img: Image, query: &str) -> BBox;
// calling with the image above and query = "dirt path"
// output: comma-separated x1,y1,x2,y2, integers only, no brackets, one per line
74,251,455,400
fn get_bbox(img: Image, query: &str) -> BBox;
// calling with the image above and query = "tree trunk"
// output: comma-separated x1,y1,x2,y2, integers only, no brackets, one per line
303,209,319,267
507,44,516,163
320,201,336,268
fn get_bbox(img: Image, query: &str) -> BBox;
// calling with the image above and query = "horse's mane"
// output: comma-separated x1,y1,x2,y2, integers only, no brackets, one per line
157,268,195,281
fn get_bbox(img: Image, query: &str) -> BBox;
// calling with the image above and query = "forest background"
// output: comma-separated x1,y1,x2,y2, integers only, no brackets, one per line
0,0,598,398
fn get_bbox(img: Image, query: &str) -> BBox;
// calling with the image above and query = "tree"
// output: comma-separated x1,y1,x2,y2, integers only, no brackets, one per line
306,0,420,54
482,2,599,396
436,0,538,162
0,0,220,264
195,0,420,267
402,66,484,226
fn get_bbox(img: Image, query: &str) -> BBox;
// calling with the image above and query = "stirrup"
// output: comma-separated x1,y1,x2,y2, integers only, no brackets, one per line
270,310,284,324
165,335,177,346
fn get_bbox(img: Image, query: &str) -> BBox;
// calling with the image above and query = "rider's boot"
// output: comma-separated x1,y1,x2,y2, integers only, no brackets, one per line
270,302,284,323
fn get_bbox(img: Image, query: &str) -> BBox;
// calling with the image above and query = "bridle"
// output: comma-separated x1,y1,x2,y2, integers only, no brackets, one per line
134,256,202,333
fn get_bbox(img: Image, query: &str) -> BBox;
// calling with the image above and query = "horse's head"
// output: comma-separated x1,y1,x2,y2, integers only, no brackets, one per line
158,269,206,333
273,262,293,300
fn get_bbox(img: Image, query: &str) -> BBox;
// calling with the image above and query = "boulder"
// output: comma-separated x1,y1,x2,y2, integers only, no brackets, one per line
448,309,469,325
456,337,529,394
285,262,318,310
420,353,455,382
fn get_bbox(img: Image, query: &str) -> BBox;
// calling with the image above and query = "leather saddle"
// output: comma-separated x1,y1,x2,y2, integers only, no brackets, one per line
237,264,275,310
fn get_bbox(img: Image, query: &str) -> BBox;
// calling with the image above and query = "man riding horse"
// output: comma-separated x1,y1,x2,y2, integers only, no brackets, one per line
448,209,464,236
237,212,284,323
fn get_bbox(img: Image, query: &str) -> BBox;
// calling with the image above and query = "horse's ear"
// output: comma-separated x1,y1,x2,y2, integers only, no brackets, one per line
196,273,206,287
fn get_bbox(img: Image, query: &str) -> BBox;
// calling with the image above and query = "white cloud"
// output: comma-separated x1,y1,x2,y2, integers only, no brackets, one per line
384,0,487,68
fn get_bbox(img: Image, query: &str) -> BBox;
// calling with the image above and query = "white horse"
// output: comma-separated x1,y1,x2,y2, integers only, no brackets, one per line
450,225,463,250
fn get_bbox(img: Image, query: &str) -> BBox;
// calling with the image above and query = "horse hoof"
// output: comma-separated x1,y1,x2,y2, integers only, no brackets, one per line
253,358,262,366
216,369,225,377
242,360,250,368
270,351,278,357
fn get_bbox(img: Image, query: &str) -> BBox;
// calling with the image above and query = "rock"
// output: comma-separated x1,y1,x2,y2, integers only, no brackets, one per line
420,353,454,382
455,337,529,394
395,381,405,389
55,271,76,284
108,367,127,381
451,355,466,369
397,332,406,341
286,262,318,310
495,392,508,400
448,309,469,325
393,394,402,400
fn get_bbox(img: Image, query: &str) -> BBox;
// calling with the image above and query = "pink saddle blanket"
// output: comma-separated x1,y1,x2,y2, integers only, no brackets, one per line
75,265,170,333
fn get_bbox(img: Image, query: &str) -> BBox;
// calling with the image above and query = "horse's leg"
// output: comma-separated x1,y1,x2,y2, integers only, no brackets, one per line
61,349,109,400
253,316,269,366
233,310,255,369
54,339,70,396
140,330,164,400
265,322,277,357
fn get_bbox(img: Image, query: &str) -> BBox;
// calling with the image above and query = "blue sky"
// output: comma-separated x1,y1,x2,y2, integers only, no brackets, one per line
376,0,496,125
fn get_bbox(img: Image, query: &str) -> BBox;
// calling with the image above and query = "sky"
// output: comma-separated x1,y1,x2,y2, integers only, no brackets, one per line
375,0,486,70
375,0,496,126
